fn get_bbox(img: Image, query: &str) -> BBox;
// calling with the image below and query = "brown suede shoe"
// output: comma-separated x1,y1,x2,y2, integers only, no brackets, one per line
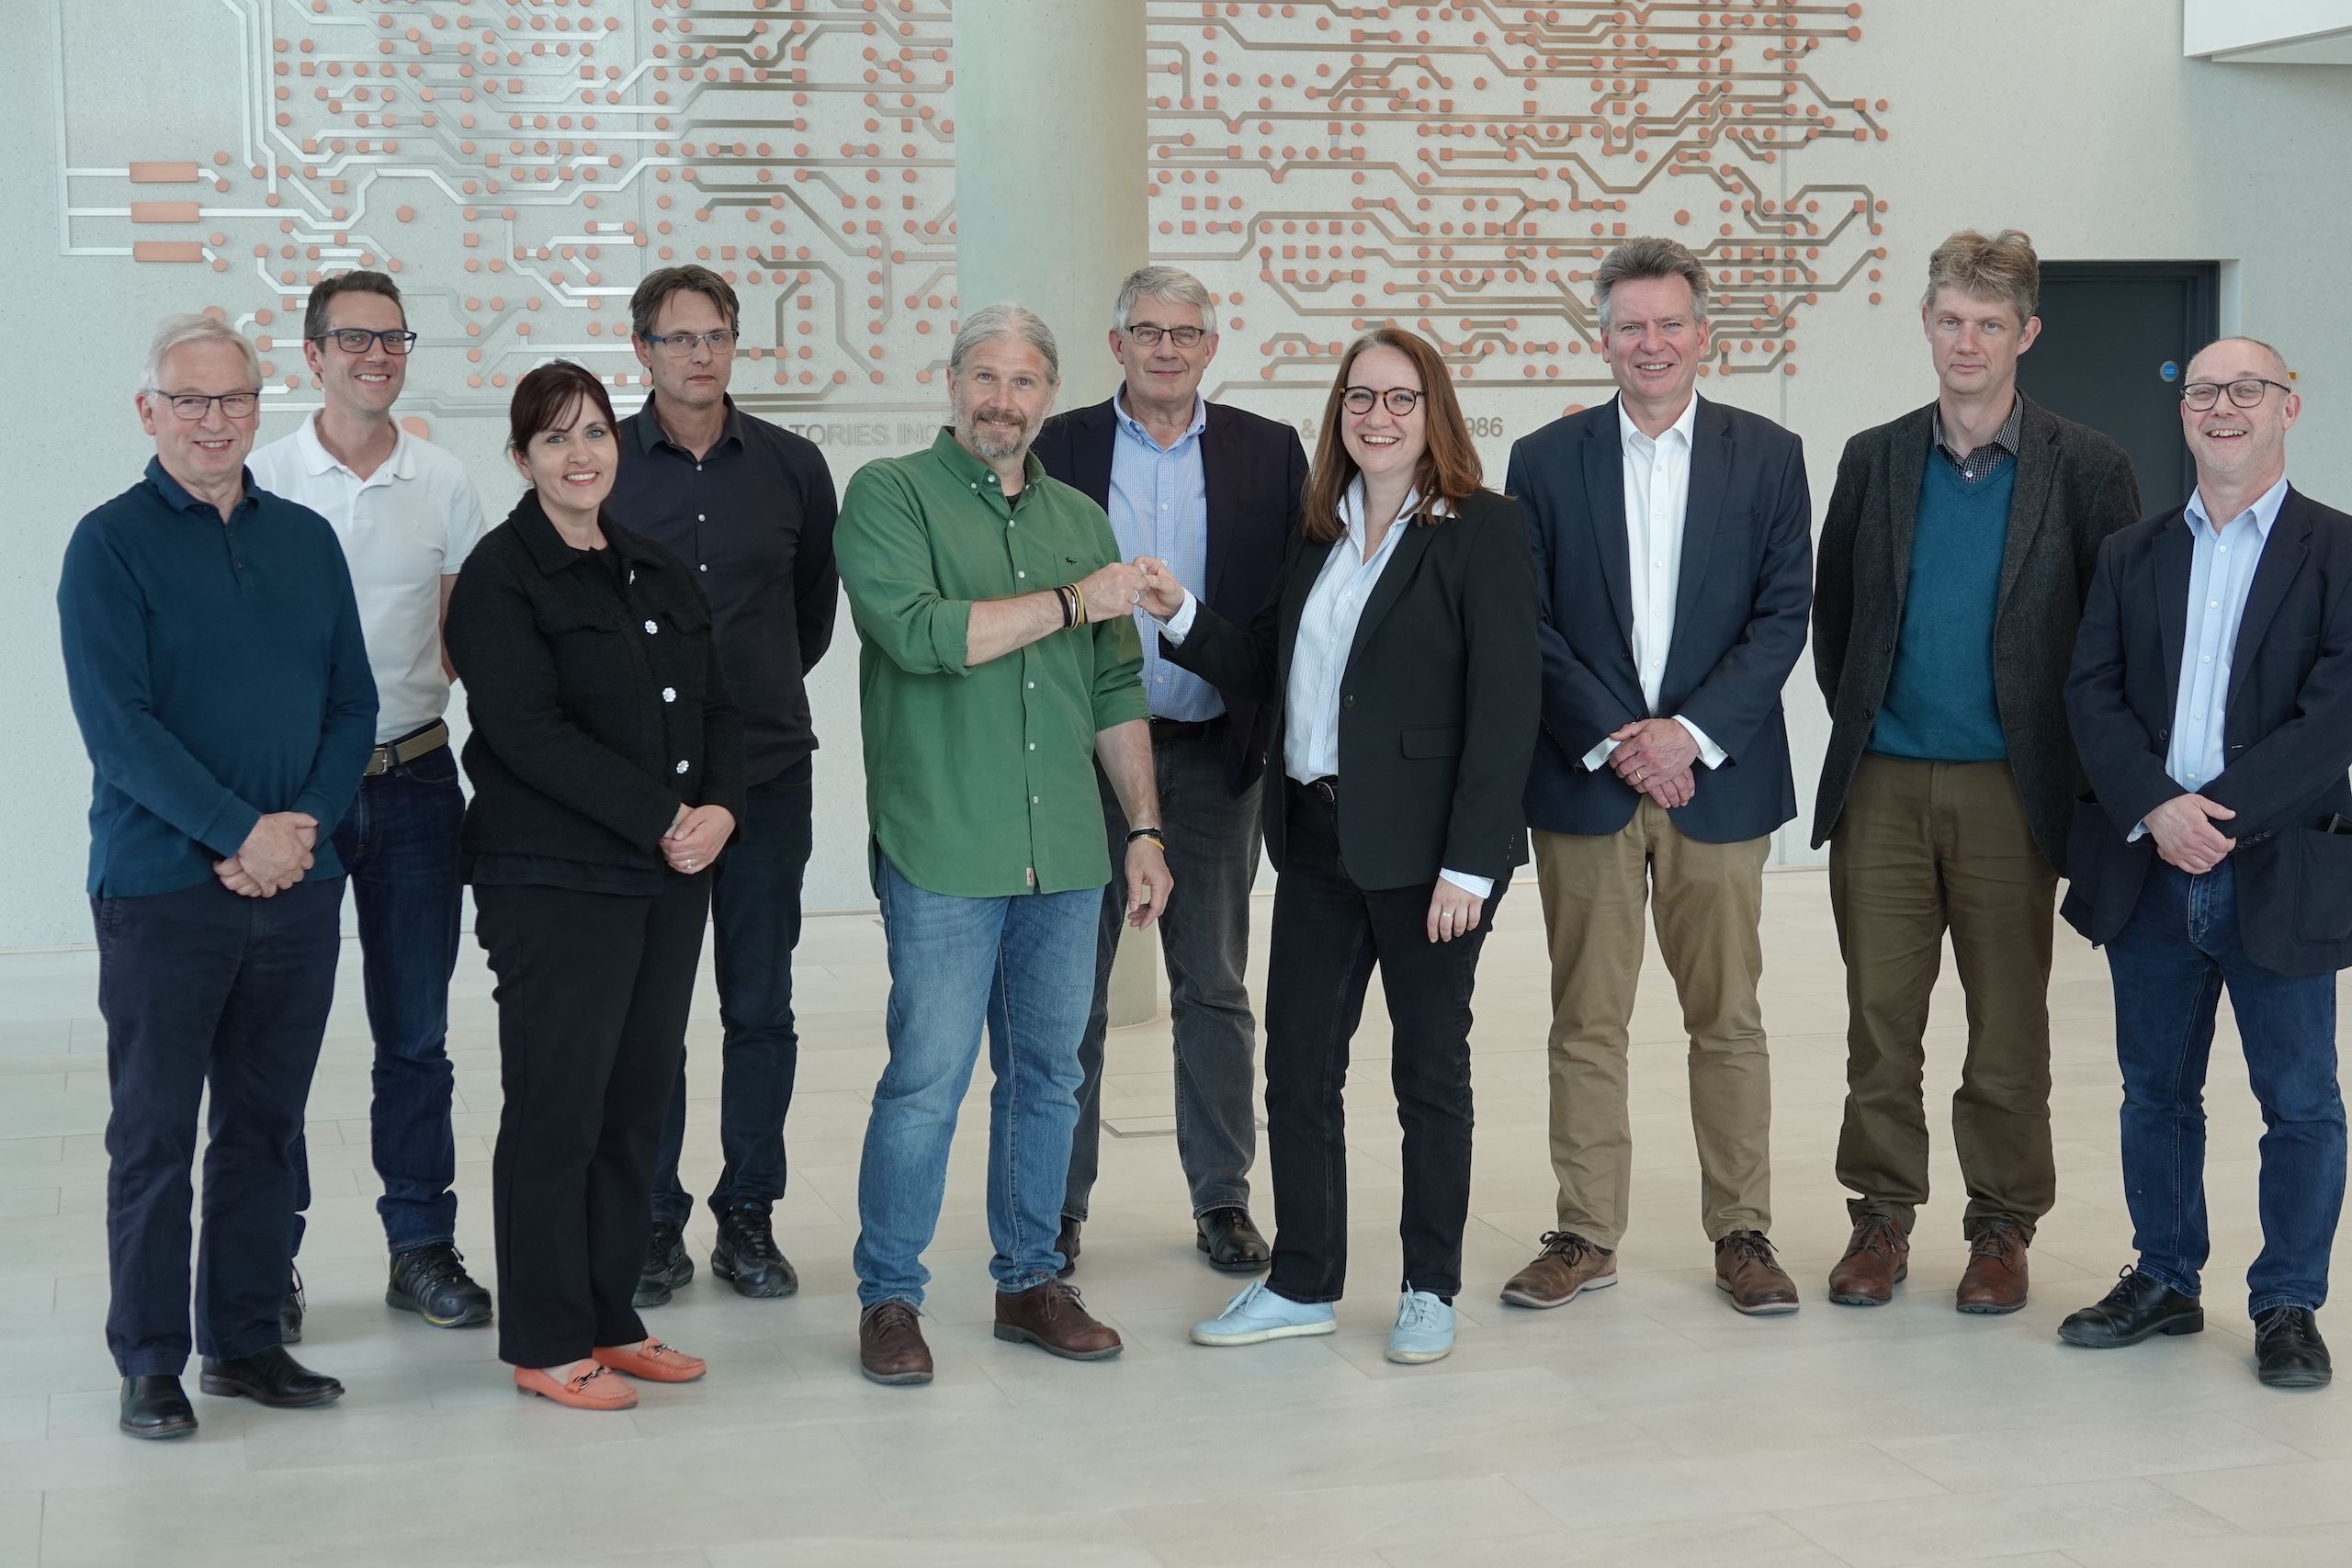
1714,1231,1800,1315
1955,1216,2030,1314
992,1279,1124,1361
1499,1230,1618,1309
858,1299,933,1386
1826,1213,1910,1307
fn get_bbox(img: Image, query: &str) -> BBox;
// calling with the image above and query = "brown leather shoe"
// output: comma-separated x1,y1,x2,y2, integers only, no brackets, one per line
858,1299,933,1386
1955,1216,2030,1314
1826,1213,1910,1307
1714,1231,1800,1315
992,1279,1124,1361
1499,1230,1618,1309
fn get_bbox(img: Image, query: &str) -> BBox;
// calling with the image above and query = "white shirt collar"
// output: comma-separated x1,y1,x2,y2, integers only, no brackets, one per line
1336,474,1451,542
295,410,415,481
1618,393,1698,454
2184,474,2290,540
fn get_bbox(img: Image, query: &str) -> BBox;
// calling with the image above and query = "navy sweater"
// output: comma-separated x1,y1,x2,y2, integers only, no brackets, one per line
1869,457,2013,762
58,459,378,897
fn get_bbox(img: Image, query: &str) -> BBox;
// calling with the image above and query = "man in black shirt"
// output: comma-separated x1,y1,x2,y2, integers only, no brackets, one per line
607,265,841,1305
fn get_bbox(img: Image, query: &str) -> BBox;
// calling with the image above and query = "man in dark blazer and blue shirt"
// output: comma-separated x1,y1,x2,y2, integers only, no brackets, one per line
2058,336,2352,1389
1032,265,1307,1274
1811,231,2142,1316
1500,238,1814,1317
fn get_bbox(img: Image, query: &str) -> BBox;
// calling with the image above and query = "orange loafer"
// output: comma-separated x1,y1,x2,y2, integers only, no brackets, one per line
593,1338,707,1383
514,1362,638,1410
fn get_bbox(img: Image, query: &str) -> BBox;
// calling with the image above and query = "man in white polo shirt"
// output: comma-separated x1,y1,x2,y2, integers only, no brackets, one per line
249,271,493,1337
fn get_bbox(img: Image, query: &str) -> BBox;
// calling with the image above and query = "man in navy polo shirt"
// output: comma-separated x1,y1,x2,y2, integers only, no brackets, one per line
59,314,378,1439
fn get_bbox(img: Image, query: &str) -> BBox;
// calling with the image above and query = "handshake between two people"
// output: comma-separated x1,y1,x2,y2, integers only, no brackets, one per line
1067,557,1191,625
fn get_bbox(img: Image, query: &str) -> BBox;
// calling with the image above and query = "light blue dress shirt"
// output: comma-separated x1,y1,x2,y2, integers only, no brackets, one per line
2165,476,2289,795
1107,389,1220,721
1162,478,1491,897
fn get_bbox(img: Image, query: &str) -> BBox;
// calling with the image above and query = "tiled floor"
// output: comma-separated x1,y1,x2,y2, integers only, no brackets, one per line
4,868,2350,1566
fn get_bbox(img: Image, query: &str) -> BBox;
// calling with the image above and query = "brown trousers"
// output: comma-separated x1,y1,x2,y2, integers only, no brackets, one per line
1829,753,2058,1240
1534,804,1773,1247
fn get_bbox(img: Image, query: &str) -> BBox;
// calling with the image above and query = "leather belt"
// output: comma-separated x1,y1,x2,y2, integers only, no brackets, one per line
363,719,449,777
1148,715,1226,743
1300,775,1339,805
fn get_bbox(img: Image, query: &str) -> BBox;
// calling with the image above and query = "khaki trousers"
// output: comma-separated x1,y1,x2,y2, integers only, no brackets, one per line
1829,753,2057,1240
1534,803,1773,1247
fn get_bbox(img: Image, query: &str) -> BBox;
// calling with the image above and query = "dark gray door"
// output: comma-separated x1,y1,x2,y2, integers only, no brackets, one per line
2015,263,2219,515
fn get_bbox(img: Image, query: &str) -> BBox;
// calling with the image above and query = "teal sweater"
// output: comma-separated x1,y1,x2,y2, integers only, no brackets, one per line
1868,457,2013,762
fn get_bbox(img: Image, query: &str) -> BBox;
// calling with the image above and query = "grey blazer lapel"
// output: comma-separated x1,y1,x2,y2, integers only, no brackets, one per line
1885,409,1928,617
1996,397,2061,617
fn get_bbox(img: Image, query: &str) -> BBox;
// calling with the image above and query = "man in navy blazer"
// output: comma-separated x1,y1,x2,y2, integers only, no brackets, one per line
1030,265,1308,1275
1499,238,1814,1318
2058,336,2352,1389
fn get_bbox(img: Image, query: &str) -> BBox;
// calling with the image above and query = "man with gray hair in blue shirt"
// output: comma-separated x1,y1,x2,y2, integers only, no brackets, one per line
59,313,377,1439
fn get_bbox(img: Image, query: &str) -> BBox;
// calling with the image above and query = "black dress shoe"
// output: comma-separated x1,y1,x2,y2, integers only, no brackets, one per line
387,1243,493,1327
119,1376,198,1439
1197,1206,1272,1272
634,1221,694,1308
2256,1305,2333,1389
2057,1268,2203,1348
1056,1216,1080,1280
712,1204,799,1298
198,1346,345,1408
279,1266,305,1346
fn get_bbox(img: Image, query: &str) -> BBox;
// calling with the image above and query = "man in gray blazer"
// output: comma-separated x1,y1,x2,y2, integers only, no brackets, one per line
1811,229,2140,1314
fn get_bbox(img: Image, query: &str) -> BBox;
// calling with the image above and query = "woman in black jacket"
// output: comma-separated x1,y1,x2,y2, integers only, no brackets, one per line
446,361,745,1410
1140,325,1539,1365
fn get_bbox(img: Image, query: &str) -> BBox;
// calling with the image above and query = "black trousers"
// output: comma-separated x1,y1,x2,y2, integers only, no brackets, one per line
1264,784,1501,1303
476,876,711,1368
96,876,345,1377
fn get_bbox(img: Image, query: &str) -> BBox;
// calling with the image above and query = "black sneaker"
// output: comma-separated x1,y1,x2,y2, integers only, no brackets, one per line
711,1204,798,1298
279,1267,305,1345
386,1243,493,1328
634,1221,694,1308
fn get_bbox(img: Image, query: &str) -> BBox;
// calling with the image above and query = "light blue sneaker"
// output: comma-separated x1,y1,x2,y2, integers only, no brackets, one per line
1190,1280,1336,1347
1386,1288,1455,1364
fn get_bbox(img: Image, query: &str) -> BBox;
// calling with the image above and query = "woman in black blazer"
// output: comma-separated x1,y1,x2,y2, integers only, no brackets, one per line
445,362,745,1410
1139,325,1539,1364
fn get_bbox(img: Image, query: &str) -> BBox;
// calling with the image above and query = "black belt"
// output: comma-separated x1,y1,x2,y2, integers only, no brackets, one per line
1295,775,1339,805
363,718,449,777
1148,715,1226,743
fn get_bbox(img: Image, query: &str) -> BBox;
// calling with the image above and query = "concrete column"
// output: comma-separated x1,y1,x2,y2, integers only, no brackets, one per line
955,1,1160,1025
953,0,1146,405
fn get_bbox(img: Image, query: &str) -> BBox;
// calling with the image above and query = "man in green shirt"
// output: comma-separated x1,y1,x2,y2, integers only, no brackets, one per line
838,302,1172,1385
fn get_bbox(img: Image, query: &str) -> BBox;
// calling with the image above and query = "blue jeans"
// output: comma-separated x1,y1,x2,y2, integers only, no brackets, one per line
2104,858,2346,1317
650,774,812,1226
291,743,466,1256
853,853,1098,1310
96,877,345,1376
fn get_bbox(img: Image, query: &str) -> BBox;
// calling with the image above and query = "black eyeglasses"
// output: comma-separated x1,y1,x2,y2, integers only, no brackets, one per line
313,328,420,355
1124,323,1207,348
2181,378,2291,411
645,329,740,355
1341,386,1420,416
150,389,261,420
